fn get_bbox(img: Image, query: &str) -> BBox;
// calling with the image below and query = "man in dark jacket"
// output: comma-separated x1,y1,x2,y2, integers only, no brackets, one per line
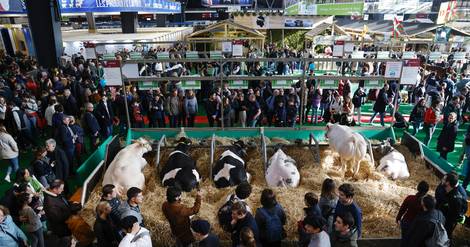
83,103,100,149
230,201,261,247
439,173,467,240
334,184,362,238
45,138,70,181
369,83,389,126
331,212,358,247
190,219,220,247
63,89,78,117
95,95,114,139
43,180,73,246
406,195,447,247
162,186,202,247
56,116,76,167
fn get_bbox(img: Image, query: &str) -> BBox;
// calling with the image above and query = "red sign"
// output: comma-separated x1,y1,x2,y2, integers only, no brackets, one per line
404,59,420,67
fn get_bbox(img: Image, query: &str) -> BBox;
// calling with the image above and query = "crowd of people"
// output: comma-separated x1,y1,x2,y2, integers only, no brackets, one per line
0,42,469,246
1,173,467,247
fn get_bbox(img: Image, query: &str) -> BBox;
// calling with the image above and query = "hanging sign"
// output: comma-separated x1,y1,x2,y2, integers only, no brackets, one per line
402,51,415,59
157,52,170,59
210,51,223,59
186,51,199,59
129,52,142,60
222,42,232,53
138,81,159,90
351,50,364,59
453,52,467,61
377,51,390,59
384,61,403,78
102,60,122,86
333,41,344,57
429,52,442,61
232,40,244,57
319,79,339,89
181,75,201,89
122,63,139,78
364,80,385,89
344,42,355,53
400,59,421,85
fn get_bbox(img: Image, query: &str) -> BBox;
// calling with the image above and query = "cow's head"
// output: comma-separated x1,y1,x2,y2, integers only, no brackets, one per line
134,138,152,153
325,122,334,139
175,137,192,154
232,140,248,160
371,138,393,160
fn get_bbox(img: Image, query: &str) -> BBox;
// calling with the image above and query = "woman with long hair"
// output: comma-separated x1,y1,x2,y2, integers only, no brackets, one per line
319,178,338,234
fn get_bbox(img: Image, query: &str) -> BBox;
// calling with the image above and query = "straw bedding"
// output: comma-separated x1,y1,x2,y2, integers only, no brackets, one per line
80,137,468,246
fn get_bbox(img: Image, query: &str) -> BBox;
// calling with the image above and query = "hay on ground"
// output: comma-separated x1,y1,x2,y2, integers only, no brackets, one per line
81,137,468,246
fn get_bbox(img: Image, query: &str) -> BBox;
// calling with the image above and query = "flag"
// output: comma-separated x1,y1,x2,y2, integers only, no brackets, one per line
361,24,368,38
392,15,405,39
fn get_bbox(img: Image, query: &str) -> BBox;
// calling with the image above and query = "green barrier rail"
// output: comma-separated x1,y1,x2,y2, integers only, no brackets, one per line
76,136,113,185
126,126,396,144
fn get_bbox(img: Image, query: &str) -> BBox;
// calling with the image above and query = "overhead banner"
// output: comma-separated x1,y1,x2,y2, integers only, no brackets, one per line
436,0,457,25
0,0,181,14
235,15,326,30
285,1,364,16
400,59,421,85
202,0,253,7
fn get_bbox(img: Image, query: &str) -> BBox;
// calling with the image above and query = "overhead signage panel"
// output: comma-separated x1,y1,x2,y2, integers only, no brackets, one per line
285,1,364,16
0,0,181,14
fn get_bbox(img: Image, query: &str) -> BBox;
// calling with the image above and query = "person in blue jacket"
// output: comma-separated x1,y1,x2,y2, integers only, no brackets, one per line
334,183,362,238
255,189,286,247
0,205,28,247
230,201,260,247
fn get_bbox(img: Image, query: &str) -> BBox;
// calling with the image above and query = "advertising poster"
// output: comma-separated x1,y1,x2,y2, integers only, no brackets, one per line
222,42,232,53
429,52,442,61
377,51,390,59
384,61,402,78
202,0,253,7
400,59,420,85
232,41,244,57
103,60,122,86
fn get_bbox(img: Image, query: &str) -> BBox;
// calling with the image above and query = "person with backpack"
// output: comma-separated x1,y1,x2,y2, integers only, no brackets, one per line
230,201,260,247
0,125,19,183
406,195,449,247
438,173,468,241
352,87,366,126
219,182,253,232
255,189,286,247
396,181,429,245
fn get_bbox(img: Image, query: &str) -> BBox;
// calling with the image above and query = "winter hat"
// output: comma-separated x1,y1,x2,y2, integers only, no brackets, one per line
191,220,211,235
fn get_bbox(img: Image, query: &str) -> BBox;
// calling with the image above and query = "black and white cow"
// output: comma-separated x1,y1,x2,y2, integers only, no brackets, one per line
160,138,200,192
213,140,251,188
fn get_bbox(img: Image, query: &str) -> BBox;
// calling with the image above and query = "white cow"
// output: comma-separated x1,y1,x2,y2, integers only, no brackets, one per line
325,123,369,176
266,149,300,188
373,140,410,180
102,138,152,194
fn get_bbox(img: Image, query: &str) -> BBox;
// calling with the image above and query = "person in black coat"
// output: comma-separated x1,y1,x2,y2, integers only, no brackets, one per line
94,201,121,247
43,180,74,246
439,173,467,240
31,147,54,188
406,195,446,247
369,83,389,126
82,103,101,149
63,89,79,117
230,201,261,247
95,95,114,139
190,219,220,247
45,139,70,182
437,112,458,160
56,116,76,171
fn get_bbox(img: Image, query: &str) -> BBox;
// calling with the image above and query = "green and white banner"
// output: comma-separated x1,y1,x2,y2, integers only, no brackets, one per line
319,79,339,89
285,0,364,16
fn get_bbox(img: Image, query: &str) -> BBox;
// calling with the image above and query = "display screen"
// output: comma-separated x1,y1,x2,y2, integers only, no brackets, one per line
201,0,253,7
0,0,181,14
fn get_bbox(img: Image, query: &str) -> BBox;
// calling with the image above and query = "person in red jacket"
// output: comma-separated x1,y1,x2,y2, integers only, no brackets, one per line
396,181,429,245
423,99,442,146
